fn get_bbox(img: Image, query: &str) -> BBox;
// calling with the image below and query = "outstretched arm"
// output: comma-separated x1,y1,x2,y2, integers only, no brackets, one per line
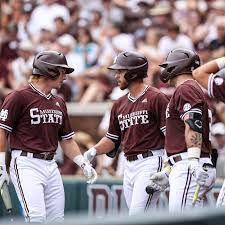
193,57,225,89
60,138,98,184
84,137,116,162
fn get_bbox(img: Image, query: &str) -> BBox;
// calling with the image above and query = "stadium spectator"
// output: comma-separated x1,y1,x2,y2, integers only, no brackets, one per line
158,23,194,57
208,17,225,59
8,40,34,90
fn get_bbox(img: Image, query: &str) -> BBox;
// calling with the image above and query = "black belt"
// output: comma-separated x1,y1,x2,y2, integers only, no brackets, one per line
126,151,153,162
20,151,55,161
168,153,210,166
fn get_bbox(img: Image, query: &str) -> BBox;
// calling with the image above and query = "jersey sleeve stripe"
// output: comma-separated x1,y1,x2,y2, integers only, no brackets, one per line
106,132,119,140
61,131,75,140
160,126,166,132
208,74,215,98
0,123,12,132
160,126,166,135
180,108,202,121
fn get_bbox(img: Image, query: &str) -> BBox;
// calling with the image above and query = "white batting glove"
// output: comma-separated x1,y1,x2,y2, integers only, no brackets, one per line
0,153,9,189
149,171,169,192
188,159,209,186
73,155,98,184
81,163,98,184
189,159,216,188
84,147,97,162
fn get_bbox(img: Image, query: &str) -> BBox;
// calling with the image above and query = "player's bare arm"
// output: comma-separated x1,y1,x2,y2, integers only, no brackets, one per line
0,129,8,154
193,57,225,89
60,138,84,160
185,125,202,150
94,137,115,155
60,137,97,184
184,112,203,159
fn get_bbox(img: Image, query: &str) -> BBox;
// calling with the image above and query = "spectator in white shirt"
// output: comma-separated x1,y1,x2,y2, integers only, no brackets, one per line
158,23,194,57
27,0,70,40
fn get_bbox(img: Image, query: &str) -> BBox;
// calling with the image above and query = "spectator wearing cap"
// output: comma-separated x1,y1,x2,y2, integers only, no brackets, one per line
148,1,172,30
158,23,194,57
211,122,225,178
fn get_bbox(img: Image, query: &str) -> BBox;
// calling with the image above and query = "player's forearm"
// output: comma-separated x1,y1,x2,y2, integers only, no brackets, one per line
193,57,225,89
0,129,8,153
185,124,202,149
0,129,8,166
93,137,115,155
60,138,83,160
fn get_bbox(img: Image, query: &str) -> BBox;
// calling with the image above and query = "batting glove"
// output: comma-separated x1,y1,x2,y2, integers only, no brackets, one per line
0,153,9,190
149,171,169,192
81,163,98,184
73,155,98,184
84,147,97,162
189,159,215,188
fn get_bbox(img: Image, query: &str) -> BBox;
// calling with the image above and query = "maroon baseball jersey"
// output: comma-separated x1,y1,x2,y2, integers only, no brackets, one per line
0,83,74,153
208,74,225,102
165,80,211,156
106,86,169,156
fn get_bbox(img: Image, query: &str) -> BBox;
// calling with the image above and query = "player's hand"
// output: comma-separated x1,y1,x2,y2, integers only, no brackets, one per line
84,147,96,162
81,162,98,184
149,171,169,192
0,165,9,189
189,160,216,188
189,159,209,186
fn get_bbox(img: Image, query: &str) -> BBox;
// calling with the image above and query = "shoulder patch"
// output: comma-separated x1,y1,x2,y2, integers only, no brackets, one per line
214,77,223,86
183,103,191,112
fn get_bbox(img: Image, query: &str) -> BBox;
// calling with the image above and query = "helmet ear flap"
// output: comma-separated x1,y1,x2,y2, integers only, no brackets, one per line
124,71,138,82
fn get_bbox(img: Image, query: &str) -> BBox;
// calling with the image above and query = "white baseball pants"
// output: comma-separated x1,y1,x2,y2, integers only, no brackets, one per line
123,149,164,215
217,180,225,207
10,150,65,223
168,154,216,212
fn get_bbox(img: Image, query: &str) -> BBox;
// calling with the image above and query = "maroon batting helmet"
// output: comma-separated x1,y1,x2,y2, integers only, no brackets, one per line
32,51,74,79
108,51,148,82
159,48,200,83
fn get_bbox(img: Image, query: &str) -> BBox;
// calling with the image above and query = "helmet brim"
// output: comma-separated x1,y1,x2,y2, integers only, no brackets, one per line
56,64,74,74
107,64,127,70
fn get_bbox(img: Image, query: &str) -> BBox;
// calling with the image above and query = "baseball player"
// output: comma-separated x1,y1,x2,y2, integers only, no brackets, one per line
0,51,97,223
193,56,225,207
148,49,216,212
84,51,169,215
193,56,225,102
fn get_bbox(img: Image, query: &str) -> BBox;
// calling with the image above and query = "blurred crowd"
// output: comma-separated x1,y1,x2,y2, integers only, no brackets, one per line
1,0,225,178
